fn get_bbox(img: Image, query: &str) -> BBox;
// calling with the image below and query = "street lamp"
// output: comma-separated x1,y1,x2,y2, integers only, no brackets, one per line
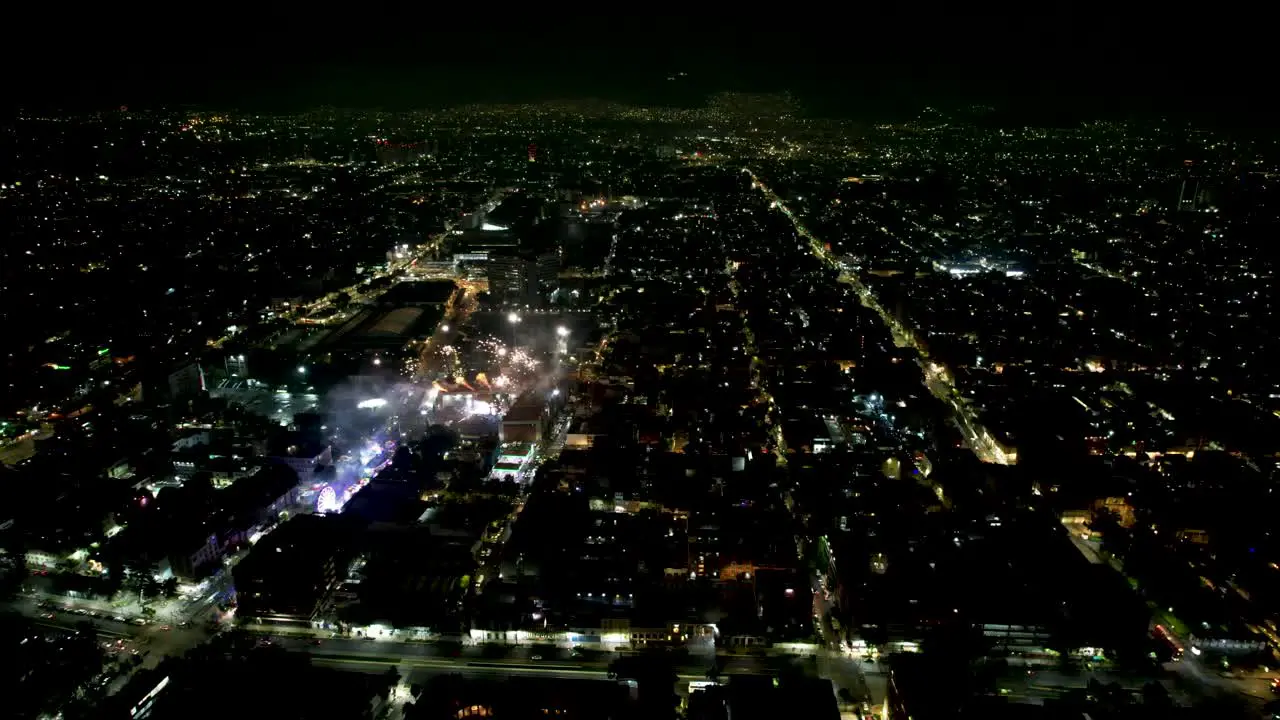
297,365,307,375
507,312,520,346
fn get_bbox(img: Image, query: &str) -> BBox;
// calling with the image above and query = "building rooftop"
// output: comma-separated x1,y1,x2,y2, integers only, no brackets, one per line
377,280,457,306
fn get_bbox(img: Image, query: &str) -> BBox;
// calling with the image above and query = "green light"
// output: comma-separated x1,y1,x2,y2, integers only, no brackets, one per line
52,365,72,371
97,347,110,356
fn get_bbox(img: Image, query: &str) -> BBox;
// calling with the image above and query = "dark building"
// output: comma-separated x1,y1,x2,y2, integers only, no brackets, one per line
166,361,205,399
233,514,348,626
375,280,458,308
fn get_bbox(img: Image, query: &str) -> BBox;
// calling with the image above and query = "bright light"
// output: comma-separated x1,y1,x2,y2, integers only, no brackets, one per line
556,326,569,337
466,399,494,416
551,389,560,397
507,312,520,324
297,365,307,374
441,324,449,332
372,357,382,366
357,398,388,409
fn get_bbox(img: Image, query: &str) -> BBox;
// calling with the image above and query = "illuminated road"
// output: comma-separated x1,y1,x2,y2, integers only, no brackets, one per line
417,284,476,381
744,168,1011,465
727,262,787,460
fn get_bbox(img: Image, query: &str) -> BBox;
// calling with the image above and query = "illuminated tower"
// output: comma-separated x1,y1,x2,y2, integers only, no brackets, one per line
527,143,537,163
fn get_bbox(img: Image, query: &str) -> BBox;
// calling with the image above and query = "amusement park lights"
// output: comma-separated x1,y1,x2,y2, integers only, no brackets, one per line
316,486,340,513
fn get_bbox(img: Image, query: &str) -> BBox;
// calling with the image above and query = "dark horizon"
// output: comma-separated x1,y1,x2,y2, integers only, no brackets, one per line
9,20,1272,125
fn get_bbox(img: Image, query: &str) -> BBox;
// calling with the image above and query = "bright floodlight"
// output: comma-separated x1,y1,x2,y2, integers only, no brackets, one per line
441,324,449,332
556,326,570,337
357,398,388,409
372,357,382,366
507,312,520,324
296,365,307,374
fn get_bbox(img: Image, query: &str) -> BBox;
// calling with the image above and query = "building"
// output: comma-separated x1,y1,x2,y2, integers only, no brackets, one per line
501,395,548,444
267,437,332,483
488,251,559,306
167,361,205,399
223,353,249,378
233,514,347,626
376,280,458,309
108,669,172,719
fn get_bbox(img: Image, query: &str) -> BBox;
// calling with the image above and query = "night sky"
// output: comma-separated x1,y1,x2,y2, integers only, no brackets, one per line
10,13,1269,123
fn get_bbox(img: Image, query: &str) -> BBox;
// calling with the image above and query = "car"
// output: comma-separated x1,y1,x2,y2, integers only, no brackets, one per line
113,616,127,622
530,654,543,661
132,618,147,626
159,625,171,631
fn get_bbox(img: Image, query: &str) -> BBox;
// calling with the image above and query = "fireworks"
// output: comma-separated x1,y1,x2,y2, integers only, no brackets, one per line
509,347,538,371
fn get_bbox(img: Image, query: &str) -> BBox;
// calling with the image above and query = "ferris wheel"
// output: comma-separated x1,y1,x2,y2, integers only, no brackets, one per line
316,485,341,514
